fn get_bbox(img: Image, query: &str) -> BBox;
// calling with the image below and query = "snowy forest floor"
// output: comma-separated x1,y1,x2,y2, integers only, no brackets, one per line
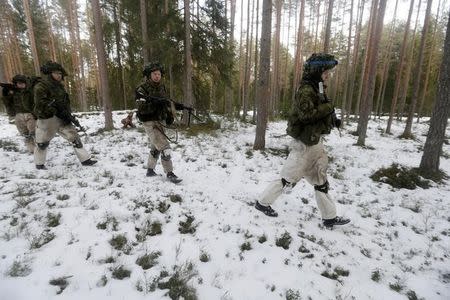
0,111,449,300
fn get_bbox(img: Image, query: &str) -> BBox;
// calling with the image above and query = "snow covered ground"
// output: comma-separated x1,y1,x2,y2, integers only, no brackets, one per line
0,111,449,300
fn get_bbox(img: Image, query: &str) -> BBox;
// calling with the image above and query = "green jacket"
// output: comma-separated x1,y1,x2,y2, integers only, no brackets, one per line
2,88,34,117
34,77,70,120
135,80,177,122
287,82,334,145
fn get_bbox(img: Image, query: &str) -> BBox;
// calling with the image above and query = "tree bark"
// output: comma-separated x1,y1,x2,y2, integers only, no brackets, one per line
402,0,433,138
23,0,40,75
140,0,149,64
183,0,194,124
292,0,305,103
91,0,113,129
253,0,260,122
323,0,334,52
340,0,354,120
356,0,387,146
419,11,450,173
254,0,272,150
270,0,283,117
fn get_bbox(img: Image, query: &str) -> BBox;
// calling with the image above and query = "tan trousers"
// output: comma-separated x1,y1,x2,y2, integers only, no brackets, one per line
260,139,337,219
142,121,173,173
15,113,36,153
34,116,90,165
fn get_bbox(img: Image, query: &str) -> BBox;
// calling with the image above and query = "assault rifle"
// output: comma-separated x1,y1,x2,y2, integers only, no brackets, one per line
137,94,203,126
318,82,341,136
48,99,86,132
0,83,15,96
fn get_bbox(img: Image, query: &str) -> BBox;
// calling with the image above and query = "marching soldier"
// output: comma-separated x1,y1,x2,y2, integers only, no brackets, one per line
1,74,36,153
33,61,96,169
256,53,350,228
135,62,187,183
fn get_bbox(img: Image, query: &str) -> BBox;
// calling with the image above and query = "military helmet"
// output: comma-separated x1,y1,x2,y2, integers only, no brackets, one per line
40,61,68,76
303,53,338,75
12,74,27,84
143,62,164,77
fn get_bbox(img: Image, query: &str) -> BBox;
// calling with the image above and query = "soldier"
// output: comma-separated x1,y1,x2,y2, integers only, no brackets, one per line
135,62,186,183
33,61,97,169
1,74,36,153
256,53,350,228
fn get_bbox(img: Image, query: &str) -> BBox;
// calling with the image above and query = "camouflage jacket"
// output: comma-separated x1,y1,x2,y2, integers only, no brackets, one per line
135,80,183,122
286,80,335,145
2,88,34,117
34,77,71,120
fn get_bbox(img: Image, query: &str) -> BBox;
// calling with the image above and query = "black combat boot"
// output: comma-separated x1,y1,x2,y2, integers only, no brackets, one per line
81,158,98,166
255,201,278,217
146,169,157,177
167,172,182,183
323,216,350,228
36,164,47,170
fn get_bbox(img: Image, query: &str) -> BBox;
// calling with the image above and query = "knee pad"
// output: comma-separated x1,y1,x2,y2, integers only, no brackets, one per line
72,138,83,149
150,149,160,158
161,149,171,161
281,178,296,188
37,141,50,150
314,181,329,194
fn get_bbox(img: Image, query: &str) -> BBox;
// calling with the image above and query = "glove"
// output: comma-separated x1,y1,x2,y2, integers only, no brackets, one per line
331,111,341,128
166,114,174,125
2,87,10,96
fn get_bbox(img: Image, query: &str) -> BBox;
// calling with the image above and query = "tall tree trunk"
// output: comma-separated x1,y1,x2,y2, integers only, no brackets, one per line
419,11,450,173
323,0,334,52
386,0,415,133
345,0,365,120
254,0,272,150
113,0,126,109
397,0,422,121
183,0,193,124
417,0,443,122
270,0,283,117
242,0,252,119
23,0,40,75
340,0,354,120
314,0,321,52
91,0,113,129
292,0,305,103
238,0,244,117
140,0,149,64
374,0,398,118
402,0,433,138
253,0,260,122
245,0,255,119
226,0,236,115
356,0,387,146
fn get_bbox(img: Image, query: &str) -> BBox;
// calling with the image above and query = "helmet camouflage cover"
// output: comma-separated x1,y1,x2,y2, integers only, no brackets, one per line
12,74,28,84
40,61,68,76
303,53,338,75
143,62,164,77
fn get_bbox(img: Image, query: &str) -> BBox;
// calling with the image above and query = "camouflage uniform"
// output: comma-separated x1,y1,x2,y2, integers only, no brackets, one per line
135,79,184,174
258,54,349,227
2,75,36,153
33,62,92,168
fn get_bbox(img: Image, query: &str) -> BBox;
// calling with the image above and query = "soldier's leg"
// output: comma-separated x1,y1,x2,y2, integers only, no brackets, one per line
58,123,91,163
14,113,32,153
304,142,336,220
259,140,305,206
147,145,160,170
25,113,36,153
143,122,173,173
34,117,58,166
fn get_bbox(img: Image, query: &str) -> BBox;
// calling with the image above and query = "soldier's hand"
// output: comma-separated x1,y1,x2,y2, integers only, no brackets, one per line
334,118,342,128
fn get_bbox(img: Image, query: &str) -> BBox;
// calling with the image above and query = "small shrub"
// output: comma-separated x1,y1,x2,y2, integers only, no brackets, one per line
0,140,19,151
371,270,381,282
97,215,119,231
321,270,339,281
169,194,183,203
136,220,163,241
334,267,349,277
285,289,302,300
178,215,196,234
389,282,404,292
240,241,252,252
49,276,69,294
7,260,32,277
99,256,116,264
56,194,70,201
112,265,131,280
199,252,210,263
30,231,55,249
406,290,423,300
136,251,161,270
258,234,267,244
370,164,430,190
96,275,108,287
157,262,198,300
298,245,310,253
276,232,292,250
109,234,128,251
46,212,61,227
158,201,170,213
